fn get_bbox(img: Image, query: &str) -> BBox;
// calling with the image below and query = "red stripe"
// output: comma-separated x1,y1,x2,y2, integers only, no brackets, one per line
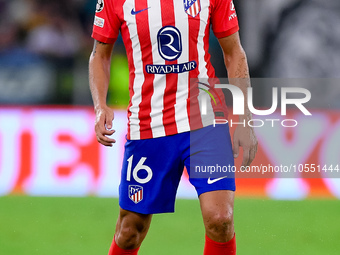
16,131,32,193
188,11,203,130
160,0,178,136
119,3,134,140
136,0,154,139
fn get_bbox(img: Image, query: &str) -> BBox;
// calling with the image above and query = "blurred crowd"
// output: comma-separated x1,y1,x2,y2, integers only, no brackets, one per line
0,0,339,107
0,0,94,58
0,0,97,104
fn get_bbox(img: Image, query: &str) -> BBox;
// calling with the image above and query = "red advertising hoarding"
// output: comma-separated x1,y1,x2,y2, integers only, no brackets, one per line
0,106,339,199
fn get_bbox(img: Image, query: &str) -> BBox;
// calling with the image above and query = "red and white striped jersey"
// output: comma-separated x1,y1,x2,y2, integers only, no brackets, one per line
92,0,239,140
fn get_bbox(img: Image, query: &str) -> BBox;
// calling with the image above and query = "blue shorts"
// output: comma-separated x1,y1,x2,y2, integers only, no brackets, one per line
119,124,235,214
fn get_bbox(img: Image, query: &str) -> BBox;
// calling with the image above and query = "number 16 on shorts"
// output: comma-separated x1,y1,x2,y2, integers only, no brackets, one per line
126,155,153,184
126,155,153,204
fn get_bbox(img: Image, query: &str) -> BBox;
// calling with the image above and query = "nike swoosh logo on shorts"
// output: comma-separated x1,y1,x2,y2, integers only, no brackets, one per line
131,7,150,15
207,176,228,184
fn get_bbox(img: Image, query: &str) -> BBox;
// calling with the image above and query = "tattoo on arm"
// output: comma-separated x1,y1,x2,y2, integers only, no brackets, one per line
235,55,249,78
92,40,107,56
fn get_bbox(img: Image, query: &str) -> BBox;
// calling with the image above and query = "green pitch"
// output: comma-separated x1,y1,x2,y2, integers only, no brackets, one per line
0,196,339,255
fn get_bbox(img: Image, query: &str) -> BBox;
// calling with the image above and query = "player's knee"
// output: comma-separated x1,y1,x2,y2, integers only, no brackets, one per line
116,226,139,249
205,211,234,237
116,213,150,249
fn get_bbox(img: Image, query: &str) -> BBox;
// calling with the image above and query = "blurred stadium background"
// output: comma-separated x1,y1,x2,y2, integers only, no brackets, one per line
0,0,340,254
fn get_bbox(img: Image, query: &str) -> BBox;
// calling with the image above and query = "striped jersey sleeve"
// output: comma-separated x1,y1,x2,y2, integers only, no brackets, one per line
211,0,239,38
92,0,122,43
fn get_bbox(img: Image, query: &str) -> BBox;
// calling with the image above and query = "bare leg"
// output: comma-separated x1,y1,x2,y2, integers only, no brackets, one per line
199,190,235,242
114,208,152,250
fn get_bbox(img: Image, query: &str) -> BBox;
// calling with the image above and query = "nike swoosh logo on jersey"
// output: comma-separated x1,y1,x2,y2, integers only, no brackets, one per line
207,176,228,184
131,7,150,15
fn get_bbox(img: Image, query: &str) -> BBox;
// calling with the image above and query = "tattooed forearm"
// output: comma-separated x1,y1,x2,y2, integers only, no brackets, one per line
92,40,108,57
234,55,249,78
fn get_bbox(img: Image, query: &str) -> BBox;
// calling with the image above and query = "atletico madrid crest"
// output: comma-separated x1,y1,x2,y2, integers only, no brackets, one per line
184,0,201,18
129,185,143,204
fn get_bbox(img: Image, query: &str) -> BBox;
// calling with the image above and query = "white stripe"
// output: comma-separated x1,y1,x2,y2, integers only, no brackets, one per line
197,1,213,127
197,0,209,79
148,0,166,137
124,0,143,140
174,0,190,133
195,1,199,15
193,1,198,16
190,6,195,16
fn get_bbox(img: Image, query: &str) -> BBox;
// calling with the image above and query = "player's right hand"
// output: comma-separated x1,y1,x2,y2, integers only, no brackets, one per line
94,106,116,147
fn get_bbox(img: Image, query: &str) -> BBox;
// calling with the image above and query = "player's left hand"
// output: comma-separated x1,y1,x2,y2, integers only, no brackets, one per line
232,125,258,167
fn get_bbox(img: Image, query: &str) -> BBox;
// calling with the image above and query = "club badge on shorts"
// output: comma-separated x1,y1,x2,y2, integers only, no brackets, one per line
184,0,201,18
129,185,143,204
